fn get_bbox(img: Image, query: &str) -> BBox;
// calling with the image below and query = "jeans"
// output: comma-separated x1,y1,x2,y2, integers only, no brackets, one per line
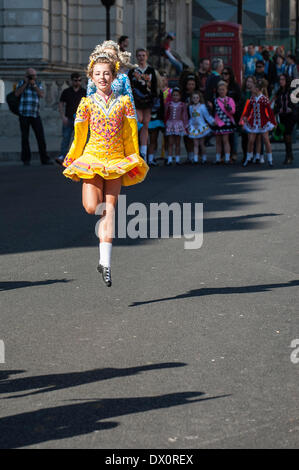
60,118,74,156
19,115,48,163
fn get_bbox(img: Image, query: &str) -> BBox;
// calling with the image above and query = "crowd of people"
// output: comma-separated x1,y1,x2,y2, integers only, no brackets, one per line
11,38,298,287
13,38,298,168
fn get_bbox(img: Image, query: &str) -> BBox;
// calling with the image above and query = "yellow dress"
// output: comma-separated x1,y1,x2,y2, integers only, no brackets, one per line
63,93,149,186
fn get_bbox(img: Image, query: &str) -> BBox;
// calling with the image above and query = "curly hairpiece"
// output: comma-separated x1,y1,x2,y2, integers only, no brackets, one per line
86,52,118,79
90,41,137,70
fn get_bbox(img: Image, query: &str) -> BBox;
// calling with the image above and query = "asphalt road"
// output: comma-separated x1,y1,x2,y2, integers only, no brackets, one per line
0,157,299,449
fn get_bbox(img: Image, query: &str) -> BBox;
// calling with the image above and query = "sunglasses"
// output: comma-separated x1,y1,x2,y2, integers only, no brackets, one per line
256,65,264,68
73,78,82,82
222,72,229,75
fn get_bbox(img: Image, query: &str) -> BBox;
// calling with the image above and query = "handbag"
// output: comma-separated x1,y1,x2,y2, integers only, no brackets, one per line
6,91,20,115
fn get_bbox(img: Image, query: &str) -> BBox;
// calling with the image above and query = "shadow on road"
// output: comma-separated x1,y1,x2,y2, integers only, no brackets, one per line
129,280,299,307
0,163,287,255
0,363,187,399
0,279,71,291
0,391,229,448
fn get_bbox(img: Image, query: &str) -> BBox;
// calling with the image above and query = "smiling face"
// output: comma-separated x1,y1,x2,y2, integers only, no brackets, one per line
92,62,114,94
192,93,200,105
218,85,227,98
172,91,181,102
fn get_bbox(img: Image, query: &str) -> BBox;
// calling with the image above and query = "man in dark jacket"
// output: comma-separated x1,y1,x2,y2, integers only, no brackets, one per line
261,49,277,95
204,58,224,108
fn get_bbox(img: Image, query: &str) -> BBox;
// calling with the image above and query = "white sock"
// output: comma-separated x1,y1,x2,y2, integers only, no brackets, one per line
246,152,253,161
215,153,221,162
148,154,154,163
99,242,112,268
167,156,173,164
267,153,273,164
188,152,194,161
175,155,180,163
225,153,230,162
260,155,265,163
140,145,147,158
193,154,199,162
202,154,207,162
254,153,260,162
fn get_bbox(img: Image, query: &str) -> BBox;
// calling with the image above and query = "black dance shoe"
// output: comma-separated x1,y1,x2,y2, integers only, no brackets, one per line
97,264,112,287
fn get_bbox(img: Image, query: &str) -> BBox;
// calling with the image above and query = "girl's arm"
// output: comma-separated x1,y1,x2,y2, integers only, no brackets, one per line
120,74,137,120
182,102,189,129
265,98,277,126
122,96,140,157
86,78,96,97
202,104,215,126
63,98,90,167
229,97,236,115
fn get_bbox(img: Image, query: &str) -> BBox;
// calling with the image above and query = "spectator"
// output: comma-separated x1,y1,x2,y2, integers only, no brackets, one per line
238,75,257,163
286,54,299,80
261,49,277,95
197,58,210,94
272,46,285,64
56,73,86,166
274,74,297,164
164,87,189,165
159,70,172,163
213,80,236,164
14,68,52,166
274,55,286,93
204,58,224,107
180,74,199,163
161,33,183,75
118,35,129,52
243,43,263,77
147,70,165,167
254,60,272,97
128,48,157,160
222,66,241,162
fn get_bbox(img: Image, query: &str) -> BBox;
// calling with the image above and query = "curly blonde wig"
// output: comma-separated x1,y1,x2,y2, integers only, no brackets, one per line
86,52,119,79
89,40,136,71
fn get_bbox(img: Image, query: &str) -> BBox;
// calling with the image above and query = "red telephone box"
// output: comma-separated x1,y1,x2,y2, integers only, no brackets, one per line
200,22,243,85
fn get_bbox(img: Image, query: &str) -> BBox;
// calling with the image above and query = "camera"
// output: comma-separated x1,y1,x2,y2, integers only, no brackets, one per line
28,75,34,80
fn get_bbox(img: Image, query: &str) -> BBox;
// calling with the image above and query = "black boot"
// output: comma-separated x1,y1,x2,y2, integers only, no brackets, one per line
97,264,112,287
284,137,293,164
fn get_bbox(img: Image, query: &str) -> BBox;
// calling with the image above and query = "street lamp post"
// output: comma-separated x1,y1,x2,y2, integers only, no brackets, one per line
237,0,243,25
101,0,116,40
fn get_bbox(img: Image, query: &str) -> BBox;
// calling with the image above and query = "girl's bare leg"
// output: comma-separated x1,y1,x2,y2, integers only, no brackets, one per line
139,108,151,146
215,135,222,162
167,135,175,164
243,133,256,166
99,178,122,243
262,132,273,164
193,138,200,162
223,134,231,162
199,138,207,163
175,135,181,161
82,175,104,214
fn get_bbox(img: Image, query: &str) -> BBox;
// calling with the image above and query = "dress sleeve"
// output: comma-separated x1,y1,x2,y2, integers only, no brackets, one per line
63,98,90,167
86,78,96,97
121,74,137,120
122,95,140,157
265,98,277,126
202,104,215,126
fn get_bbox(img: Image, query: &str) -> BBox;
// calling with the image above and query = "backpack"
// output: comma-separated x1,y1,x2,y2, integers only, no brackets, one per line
6,91,20,115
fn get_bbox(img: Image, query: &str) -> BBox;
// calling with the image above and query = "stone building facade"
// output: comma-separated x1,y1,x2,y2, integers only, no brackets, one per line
0,0,192,160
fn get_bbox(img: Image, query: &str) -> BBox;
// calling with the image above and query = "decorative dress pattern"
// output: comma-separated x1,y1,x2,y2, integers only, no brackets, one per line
165,101,189,136
213,96,236,135
188,103,215,138
63,94,148,186
242,94,276,133
86,73,137,119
